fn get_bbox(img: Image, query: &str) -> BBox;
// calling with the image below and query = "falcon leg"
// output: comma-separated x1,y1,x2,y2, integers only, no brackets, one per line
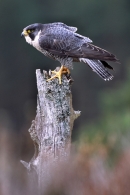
47,65,70,84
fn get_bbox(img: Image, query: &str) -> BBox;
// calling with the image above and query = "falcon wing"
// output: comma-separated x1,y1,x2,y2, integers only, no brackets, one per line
49,22,78,32
79,43,119,62
39,30,119,62
39,30,82,55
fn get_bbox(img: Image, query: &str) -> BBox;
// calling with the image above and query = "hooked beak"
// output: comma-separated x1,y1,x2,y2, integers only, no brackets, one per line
21,30,28,38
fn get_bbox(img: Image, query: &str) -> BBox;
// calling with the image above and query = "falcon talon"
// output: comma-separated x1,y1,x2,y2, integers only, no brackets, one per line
48,66,65,84
21,22,120,82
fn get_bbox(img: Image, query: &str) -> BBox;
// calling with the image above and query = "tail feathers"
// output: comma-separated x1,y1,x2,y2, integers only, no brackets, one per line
80,58,114,81
100,60,113,70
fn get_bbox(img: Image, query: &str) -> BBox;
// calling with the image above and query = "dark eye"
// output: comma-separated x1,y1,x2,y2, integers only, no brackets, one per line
27,29,34,33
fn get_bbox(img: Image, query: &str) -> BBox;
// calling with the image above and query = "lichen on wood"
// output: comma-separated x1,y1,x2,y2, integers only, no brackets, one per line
21,68,80,189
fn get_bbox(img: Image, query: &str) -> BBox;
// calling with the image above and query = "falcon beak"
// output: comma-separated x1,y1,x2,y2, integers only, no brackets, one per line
21,30,28,37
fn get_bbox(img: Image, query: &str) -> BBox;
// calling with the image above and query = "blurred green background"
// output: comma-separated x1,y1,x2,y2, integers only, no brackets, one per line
0,0,129,141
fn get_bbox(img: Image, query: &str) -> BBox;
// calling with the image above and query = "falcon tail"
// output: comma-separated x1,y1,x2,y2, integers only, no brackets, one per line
80,58,114,81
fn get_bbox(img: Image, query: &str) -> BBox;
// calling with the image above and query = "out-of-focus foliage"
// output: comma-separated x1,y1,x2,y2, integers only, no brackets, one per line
1,129,130,195
80,65,130,165
81,64,130,135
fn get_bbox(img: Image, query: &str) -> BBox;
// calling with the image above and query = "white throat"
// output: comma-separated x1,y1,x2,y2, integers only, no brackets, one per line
25,36,32,45
25,30,42,51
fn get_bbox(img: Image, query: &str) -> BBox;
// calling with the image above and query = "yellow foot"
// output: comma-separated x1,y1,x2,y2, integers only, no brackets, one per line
47,65,70,84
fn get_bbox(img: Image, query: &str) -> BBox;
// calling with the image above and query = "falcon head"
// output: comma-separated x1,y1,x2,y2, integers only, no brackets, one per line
21,23,43,46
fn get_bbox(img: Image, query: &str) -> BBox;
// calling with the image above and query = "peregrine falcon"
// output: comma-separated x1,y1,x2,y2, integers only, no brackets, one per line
21,22,119,84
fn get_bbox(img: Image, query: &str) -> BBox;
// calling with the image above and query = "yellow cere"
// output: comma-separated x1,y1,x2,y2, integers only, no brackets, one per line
27,29,31,33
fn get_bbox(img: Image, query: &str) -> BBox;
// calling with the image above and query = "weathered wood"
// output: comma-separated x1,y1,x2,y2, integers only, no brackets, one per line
21,68,80,191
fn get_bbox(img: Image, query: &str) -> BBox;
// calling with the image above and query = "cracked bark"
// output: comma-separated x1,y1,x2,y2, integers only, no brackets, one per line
20,68,81,191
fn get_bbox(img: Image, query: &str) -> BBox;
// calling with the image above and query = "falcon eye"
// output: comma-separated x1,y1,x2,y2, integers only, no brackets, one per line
27,29,31,33
27,29,34,33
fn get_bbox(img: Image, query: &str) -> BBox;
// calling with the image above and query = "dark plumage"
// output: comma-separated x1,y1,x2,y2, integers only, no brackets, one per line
21,22,120,81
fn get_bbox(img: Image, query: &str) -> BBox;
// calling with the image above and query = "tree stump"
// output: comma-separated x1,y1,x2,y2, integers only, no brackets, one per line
21,68,81,192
